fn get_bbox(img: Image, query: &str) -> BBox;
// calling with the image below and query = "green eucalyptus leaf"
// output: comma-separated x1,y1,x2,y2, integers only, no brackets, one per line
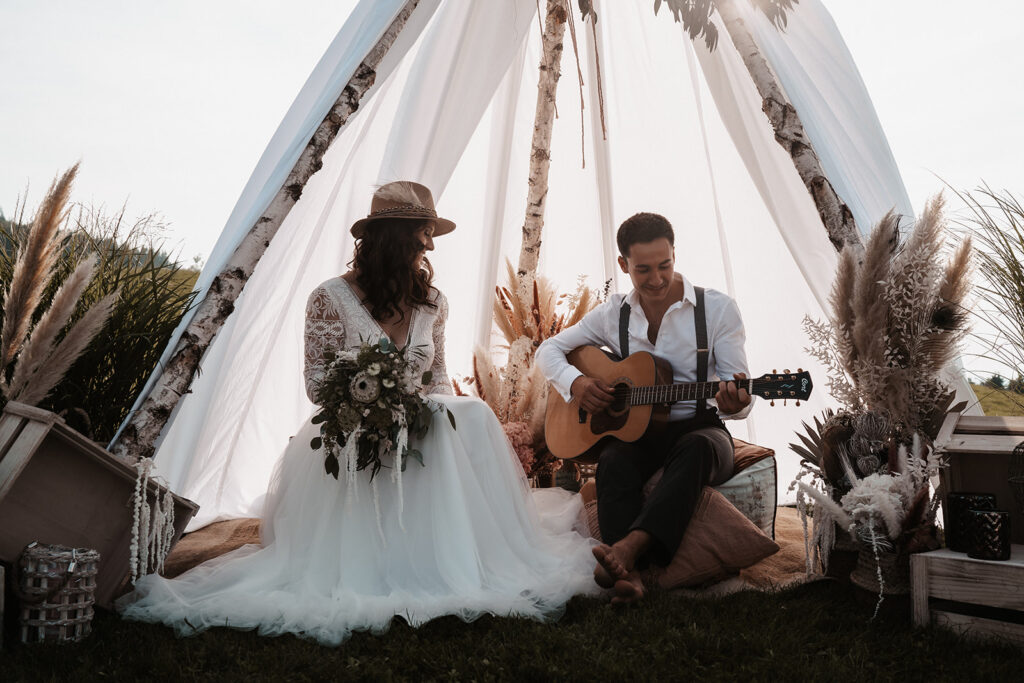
325,454,340,479
310,436,323,450
421,370,433,385
311,412,327,425
447,409,457,430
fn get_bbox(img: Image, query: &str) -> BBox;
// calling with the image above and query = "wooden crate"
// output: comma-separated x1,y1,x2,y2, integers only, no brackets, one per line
0,402,198,609
935,414,1024,545
912,547,1024,645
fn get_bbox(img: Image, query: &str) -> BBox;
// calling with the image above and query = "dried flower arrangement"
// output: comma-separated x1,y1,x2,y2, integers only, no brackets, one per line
0,165,119,412
454,261,605,481
790,196,972,584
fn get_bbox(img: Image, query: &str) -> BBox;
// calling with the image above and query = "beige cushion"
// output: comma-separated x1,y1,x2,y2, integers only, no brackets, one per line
654,487,779,588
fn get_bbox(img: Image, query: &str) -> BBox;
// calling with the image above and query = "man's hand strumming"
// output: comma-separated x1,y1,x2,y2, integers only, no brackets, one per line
570,376,615,414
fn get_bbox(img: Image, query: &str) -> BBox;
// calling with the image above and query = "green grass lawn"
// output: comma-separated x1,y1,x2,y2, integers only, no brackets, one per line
6,387,1023,679
3,581,1021,681
969,382,1024,416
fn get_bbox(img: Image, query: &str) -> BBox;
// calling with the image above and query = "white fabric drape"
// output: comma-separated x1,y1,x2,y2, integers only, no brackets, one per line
735,0,915,231
132,0,922,529
111,0,442,446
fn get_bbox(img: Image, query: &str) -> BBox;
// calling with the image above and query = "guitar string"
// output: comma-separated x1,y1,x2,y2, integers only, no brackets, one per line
624,378,762,405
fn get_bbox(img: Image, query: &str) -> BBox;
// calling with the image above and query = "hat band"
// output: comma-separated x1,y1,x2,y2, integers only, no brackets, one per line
368,204,438,219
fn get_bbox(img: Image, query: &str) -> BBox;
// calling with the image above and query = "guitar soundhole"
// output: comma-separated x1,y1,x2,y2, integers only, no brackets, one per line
607,383,631,417
588,383,632,435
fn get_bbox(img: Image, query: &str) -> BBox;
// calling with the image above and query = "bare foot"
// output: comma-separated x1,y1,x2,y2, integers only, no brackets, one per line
592,544,630,585
593,562,615,589
610,571,645,605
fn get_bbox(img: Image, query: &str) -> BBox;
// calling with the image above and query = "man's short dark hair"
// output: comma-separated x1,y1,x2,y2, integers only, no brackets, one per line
616,212,674,258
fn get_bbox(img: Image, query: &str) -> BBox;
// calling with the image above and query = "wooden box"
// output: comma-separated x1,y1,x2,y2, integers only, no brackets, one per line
935,414,1024,545
0,402,198,609
912,547,1024,645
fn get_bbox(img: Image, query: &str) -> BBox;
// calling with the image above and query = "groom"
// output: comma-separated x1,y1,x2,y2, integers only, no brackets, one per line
535,212,753,604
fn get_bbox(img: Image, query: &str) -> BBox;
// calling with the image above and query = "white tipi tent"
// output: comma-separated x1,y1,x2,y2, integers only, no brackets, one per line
117,0,924,530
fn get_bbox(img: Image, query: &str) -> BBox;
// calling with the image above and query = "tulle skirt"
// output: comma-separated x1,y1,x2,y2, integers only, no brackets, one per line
117,396,598,646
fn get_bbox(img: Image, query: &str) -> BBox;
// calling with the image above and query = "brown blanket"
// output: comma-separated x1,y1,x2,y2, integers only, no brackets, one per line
162,507,814,592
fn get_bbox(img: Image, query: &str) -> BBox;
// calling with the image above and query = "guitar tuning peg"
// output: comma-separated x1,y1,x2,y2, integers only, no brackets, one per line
795,400,801,406
770,399,775,407
772,368,777,374
783,399,787,406
797,367,803,373
784,368,790,374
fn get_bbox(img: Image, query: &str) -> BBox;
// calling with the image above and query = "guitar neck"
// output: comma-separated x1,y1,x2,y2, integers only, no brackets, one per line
631,379,749,405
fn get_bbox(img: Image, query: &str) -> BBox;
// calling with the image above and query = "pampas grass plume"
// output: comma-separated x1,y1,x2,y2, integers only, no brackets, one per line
13,290,119,407
852,211,898,373
829,247,858,376
0,164,78,374
7,257,98,397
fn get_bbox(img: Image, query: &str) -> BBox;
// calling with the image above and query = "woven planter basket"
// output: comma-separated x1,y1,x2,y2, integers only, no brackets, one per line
18,543,100,644
849,545,910,595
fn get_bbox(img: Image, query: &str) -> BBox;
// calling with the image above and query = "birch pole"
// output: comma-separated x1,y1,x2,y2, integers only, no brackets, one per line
517,0,568,296
713,0,863,254
111,1,421,462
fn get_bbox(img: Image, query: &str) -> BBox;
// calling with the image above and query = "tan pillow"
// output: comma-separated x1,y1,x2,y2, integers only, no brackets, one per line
731,438,775,474
582,487,779,588
657,487,778,589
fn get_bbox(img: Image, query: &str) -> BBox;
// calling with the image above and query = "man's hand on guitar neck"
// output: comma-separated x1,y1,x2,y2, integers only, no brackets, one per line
570,376,615,414
716,372,751,415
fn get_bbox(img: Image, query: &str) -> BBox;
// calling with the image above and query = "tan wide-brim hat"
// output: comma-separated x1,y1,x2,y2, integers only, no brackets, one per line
350,181,456,238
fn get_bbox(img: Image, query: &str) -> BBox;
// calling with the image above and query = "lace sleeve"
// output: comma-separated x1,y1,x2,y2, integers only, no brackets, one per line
424,291,454,396
304,285,344,402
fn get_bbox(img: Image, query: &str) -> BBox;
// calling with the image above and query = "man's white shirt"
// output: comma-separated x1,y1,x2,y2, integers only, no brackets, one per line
535,275,753,421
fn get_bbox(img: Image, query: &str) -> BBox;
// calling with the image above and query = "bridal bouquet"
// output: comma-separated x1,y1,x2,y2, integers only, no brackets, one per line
311,337,454,481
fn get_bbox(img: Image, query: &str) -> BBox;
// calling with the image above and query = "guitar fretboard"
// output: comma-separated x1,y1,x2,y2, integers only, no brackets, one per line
629,379,753,406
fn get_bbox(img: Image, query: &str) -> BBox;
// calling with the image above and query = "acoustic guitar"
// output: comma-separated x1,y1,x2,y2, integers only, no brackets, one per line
544,345,813,462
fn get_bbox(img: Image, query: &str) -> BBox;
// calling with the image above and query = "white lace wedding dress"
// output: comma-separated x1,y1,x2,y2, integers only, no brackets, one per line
117,277,598,646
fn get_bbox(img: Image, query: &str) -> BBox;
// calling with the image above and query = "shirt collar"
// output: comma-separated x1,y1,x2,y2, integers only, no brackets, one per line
624,274,696,309
680,275,696,307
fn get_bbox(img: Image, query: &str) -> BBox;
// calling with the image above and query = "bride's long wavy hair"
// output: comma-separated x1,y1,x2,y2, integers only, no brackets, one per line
351,217,437,322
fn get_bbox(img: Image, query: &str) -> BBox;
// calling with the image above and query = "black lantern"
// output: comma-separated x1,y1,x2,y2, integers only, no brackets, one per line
966,509,1012,561
946,492,997,552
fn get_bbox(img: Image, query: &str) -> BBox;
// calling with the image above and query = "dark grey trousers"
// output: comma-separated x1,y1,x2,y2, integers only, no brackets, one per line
595,416,734,566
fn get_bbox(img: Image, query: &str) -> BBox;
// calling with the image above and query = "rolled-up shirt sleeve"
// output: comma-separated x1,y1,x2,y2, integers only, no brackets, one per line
707,295,754,420
535,300,616,402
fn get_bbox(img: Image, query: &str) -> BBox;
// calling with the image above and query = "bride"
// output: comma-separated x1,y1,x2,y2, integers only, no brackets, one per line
117,181,598,646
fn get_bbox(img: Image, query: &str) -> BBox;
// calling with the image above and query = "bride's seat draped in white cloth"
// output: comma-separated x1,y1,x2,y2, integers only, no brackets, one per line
118,277,598,645
119,0,935,529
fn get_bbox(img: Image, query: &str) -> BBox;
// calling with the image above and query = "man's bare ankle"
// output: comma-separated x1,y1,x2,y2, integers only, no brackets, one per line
614,530,653,562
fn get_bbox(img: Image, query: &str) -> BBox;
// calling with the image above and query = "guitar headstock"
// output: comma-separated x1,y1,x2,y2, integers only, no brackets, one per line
750,369,812,406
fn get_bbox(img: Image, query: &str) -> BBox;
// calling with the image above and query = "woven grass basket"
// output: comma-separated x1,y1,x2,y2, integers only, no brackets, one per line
18,542,100,644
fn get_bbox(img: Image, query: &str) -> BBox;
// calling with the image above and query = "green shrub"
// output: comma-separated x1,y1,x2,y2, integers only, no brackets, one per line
956,187,1024,381
986,373,1006,389
0,205,198,441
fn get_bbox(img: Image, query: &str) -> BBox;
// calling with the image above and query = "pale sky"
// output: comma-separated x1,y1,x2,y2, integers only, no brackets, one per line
2,0,1022,267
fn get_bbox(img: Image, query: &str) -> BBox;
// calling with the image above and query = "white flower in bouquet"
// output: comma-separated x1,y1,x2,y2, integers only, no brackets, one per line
349,371,381,403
